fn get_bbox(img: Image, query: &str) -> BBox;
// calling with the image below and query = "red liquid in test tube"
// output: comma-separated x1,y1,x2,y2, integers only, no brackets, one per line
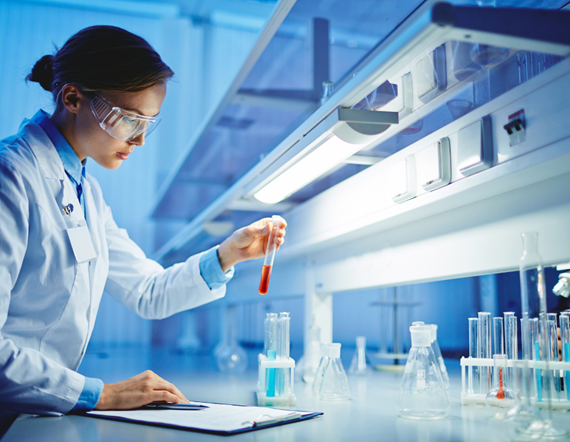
258,215,283,295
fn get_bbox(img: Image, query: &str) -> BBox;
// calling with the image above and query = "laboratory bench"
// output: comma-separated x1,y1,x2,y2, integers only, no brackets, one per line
3,348,570,441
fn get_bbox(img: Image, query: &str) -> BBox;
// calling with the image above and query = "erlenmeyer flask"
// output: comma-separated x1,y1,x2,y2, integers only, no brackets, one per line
429,325,450,389
485,354,516,417
312,343,351,401
349,336,372,376
398,324,449,420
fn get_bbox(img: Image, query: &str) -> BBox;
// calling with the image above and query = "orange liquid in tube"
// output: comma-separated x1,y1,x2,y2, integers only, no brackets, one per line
258,215,283,296
258,265,272,295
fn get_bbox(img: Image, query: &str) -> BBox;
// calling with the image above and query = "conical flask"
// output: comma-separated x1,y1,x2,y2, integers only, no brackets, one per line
349,336,372,376
312,343,351,401
398,324,449,420
429,325,450,389
216,305,247,374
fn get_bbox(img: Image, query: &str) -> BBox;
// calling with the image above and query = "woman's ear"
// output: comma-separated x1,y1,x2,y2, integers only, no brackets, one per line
60,84,85,114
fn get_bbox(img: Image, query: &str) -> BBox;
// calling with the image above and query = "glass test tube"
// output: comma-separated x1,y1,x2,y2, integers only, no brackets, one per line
560,315,570,401
493,317,504,355
478,312,492,394
258,215,284,295
276,312,291,396
468,318,479,395
531,317,542,402
503,312,516,388
547,314,561,399
265,313,278,397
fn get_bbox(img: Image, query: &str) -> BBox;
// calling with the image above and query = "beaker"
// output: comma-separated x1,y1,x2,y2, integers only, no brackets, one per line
485,354,516,417
398,324,449,420
258,215,285,295
349,336,372,376
429,325,449,389
312,343,351,401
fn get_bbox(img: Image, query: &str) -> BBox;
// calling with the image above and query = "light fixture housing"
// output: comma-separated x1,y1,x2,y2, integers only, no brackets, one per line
250,108,398,204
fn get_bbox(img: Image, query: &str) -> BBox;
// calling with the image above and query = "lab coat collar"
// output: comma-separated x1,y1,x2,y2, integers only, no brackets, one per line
20,110,65,181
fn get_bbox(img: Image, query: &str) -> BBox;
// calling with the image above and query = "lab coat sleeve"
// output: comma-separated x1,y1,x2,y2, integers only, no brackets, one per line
102,203,226,320
0,159,85,415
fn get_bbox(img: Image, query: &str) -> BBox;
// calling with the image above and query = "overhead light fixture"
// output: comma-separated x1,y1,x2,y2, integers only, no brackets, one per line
252,108,398,204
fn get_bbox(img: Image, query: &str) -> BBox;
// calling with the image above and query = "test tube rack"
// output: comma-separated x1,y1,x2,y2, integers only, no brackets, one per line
257,354,296,407
460,357,570,410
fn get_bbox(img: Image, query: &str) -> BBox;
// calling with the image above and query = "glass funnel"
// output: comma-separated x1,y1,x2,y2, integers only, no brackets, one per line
349,336,373,376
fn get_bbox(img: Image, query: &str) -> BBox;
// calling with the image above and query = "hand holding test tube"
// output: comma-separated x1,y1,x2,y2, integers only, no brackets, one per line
259,216,286,295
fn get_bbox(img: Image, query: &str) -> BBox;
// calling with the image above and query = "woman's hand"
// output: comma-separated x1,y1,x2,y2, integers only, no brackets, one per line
217,217,287,273
94,370,189,410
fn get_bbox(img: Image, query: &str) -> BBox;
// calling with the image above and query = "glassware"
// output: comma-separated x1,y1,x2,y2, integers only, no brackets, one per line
505,312,517,389
485,354,516,417
258,215,285,295
547,314,561,401
320,81,334,105
216,305,248,374
349,336,372,376
504,360,545,440
530,317,541,402
468,317,479,394
312,343,351,401
493,317,504,355
478,312,492,394
398,324,449,420
429,324,449,389
519,232,568,438
276,312,291,396
264,313,278,396
300,315,321,383
560,315,570,401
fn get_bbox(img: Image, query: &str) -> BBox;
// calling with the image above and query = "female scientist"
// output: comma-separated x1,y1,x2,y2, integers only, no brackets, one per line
0,25,286,417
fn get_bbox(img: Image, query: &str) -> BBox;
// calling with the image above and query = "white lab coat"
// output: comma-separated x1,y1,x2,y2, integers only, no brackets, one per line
0,116,226,416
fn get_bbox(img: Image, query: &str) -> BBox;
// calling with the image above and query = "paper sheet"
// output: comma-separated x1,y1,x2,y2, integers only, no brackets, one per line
86,402,316,433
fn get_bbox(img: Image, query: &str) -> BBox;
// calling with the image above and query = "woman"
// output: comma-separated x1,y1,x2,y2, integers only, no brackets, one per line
0,25,285,418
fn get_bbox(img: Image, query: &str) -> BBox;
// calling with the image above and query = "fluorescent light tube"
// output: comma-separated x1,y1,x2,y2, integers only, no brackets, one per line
254,135,365,204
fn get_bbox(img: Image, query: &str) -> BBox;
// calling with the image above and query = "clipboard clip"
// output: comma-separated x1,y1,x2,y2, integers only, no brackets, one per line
242,412,301,428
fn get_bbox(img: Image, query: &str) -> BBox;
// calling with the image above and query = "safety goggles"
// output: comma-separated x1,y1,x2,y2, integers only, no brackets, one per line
88,92,161,141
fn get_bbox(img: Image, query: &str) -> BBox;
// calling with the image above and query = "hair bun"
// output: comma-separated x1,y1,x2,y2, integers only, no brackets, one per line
27,54,55,91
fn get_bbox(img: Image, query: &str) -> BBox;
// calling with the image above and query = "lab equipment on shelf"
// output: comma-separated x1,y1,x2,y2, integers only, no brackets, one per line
258,215,285,295
348,336,372,376
257,312,296,407
398,323,449,420
460,311,570,410
312,343,351,401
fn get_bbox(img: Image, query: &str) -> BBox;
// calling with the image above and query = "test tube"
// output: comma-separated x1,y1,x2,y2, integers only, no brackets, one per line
505,313,517,389
258,216,284,295
468,317,479,395
547,314,561,399
531,317,542,402
493,317,504,355
560,315,570,401
265,313,278,397
478,312,492,394
276,312,291,396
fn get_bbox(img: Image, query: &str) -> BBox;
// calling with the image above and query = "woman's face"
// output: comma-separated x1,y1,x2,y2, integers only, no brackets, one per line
71,83,166,169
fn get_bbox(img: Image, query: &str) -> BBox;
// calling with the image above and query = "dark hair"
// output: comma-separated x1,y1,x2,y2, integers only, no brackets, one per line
27,25,174,101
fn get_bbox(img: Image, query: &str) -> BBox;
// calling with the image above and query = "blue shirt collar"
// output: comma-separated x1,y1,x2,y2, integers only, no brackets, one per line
33,110,85,185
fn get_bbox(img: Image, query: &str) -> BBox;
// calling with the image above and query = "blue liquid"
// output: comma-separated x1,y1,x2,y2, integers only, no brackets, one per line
564,342,570,401
535,341,542,402
266,350,276,397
